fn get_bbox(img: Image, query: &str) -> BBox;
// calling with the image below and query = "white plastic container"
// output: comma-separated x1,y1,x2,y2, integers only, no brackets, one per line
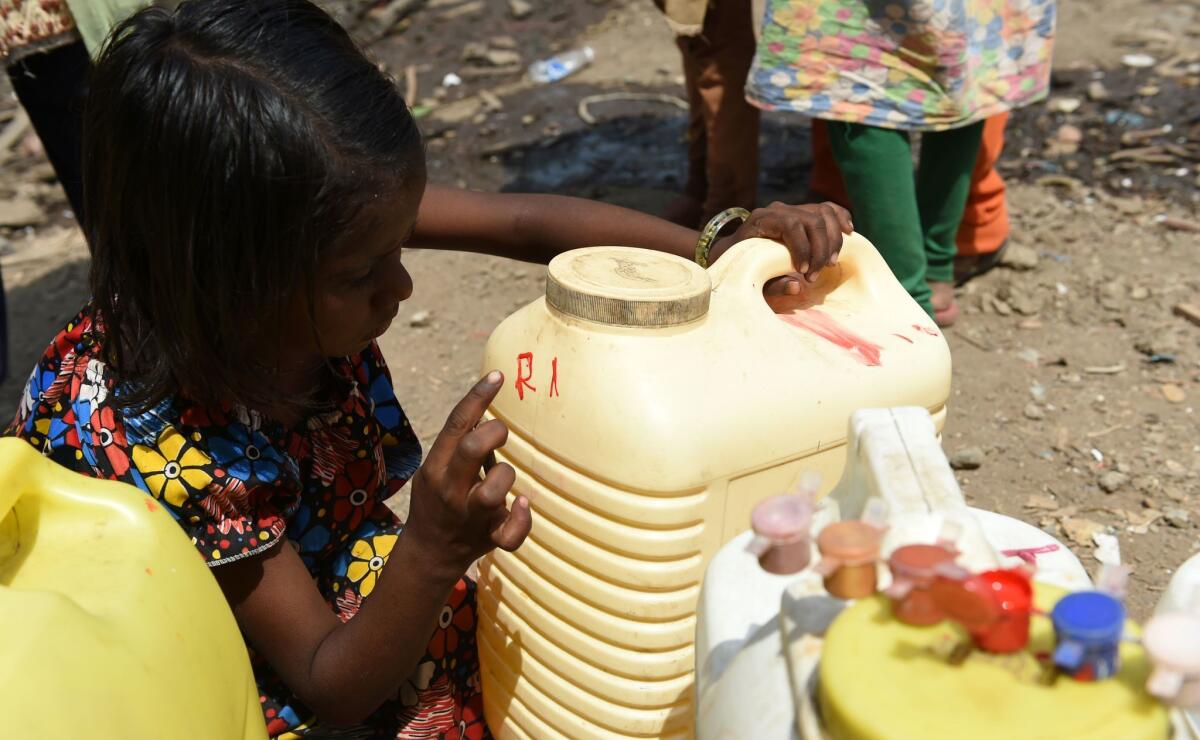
695,407,1089,739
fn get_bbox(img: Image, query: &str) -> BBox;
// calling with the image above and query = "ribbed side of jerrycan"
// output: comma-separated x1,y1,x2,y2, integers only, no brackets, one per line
477,236,952,739
0,439,266,740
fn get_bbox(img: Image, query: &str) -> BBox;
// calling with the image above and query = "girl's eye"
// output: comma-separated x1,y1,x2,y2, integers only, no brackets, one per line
347,267,373,286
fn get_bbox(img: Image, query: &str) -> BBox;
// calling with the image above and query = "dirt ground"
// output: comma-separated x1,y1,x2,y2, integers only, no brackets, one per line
0,0,1197,616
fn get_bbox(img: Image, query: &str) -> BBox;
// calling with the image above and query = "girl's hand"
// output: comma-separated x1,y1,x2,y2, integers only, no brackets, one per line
405,371,532,574
708,202,854,292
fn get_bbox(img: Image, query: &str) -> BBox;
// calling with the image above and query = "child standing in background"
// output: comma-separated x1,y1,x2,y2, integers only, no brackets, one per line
8,2,850,737
810,113,1014,291
656,0,760,227
747,0,1055,325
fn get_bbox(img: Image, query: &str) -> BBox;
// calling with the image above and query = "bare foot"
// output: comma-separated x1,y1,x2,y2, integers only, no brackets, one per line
929,280,959,327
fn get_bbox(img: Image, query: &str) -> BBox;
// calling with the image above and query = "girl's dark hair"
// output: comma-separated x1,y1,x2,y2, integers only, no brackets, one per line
84,0,423,411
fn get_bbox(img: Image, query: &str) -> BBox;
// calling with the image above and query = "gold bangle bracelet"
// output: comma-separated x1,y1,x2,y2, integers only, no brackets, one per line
694,207,751,268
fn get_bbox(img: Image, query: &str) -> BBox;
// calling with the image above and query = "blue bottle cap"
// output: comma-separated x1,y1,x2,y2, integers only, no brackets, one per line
1051,591,1126,645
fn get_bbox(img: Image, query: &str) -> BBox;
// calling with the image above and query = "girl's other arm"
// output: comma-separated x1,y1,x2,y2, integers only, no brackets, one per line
411,186,852,282
411,186,698,263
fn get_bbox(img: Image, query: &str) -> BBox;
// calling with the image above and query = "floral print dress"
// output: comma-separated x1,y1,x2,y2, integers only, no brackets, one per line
8,305,488,740
745,0,1057,131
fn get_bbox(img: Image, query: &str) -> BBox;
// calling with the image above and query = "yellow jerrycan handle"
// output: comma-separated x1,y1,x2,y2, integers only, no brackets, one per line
707,233,887,303
0,438,267,740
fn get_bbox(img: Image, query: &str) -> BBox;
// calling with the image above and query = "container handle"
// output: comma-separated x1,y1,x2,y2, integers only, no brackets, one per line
707,233,879,297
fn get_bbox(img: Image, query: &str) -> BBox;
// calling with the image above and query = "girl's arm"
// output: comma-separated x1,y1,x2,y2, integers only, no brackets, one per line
213,373,529,727
411,186,853,282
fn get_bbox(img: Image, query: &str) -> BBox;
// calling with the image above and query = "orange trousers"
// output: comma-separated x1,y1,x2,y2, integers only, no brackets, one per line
810,114,1011,256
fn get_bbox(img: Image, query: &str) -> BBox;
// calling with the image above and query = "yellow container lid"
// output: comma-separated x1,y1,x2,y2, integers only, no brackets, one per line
819,586,1169,740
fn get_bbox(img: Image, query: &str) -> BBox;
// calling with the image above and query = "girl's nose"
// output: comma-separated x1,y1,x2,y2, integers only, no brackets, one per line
375,252,413,307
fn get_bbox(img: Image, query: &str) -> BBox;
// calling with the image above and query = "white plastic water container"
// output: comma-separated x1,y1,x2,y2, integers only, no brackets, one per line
694,407,1090,738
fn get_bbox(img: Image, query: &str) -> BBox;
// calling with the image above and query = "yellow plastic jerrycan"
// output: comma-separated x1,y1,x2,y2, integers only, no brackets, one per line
476,235,952,739
0,438,266,740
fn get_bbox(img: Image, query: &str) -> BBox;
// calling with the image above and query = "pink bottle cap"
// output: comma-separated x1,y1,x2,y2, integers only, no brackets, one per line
751,494,814,545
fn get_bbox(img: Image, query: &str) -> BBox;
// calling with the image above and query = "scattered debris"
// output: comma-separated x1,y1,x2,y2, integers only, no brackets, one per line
1024,403,1046,421
361,0,425,42
1135,329,1179,357
0,198,45,227
528,47,595,84
1164,507,1191,529
1061,516,1106,547
577,92,689,125
1084,364,1126,375
999,243,1039,270
0,109,31,165
440,0,484,19
1100,471,1130,494
1016,347,1041,367
462,41,521,68
1159,216,1200,233
409,310,432,327
949,447,985,471
479,90,504,112
1087,80,1110,101
1048,124,1083,156
1172,302,1200,328
508,0,533,19
1125,508,1161,534
404,64,419,104
1047,96,1082,114
1093,533,1121,566
1162,384,1187,403
1087,424,1125,439
1025,493,1061,511
1122,53,1157,69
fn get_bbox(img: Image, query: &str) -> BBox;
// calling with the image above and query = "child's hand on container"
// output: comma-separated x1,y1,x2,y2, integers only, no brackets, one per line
405,371,532,573
711,201,854,291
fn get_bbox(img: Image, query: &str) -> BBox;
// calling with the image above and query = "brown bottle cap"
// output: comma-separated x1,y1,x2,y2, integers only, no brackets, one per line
817,521,883,566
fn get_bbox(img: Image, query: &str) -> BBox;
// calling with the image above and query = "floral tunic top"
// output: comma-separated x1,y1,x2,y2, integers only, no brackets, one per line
8,305,488,740
746,0,1057,131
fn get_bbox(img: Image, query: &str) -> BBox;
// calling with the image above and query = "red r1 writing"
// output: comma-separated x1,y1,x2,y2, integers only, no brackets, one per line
514,352,559,400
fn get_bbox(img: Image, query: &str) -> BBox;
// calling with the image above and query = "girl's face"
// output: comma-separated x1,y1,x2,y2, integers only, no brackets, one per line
279,181,423,368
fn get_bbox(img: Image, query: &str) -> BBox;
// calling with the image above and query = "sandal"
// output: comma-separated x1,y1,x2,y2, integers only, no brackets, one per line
954,239,1009,287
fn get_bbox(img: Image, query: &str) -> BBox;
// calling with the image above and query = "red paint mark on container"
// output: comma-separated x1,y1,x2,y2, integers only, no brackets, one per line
913,323,940,337
515,352,537,400
779,309,883,366
145,499,158,513
549,357,559,397
1001,543,1060,565
893,334,914,344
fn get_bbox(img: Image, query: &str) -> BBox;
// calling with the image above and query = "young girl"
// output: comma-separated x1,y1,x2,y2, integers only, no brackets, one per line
8,2,849,737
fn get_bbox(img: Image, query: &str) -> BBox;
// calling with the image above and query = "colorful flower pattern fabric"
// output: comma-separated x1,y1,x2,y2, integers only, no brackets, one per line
7,305,489,740
746,0,1056,131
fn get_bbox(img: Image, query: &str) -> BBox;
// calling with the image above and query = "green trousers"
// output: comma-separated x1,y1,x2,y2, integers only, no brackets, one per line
827,121,984,315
